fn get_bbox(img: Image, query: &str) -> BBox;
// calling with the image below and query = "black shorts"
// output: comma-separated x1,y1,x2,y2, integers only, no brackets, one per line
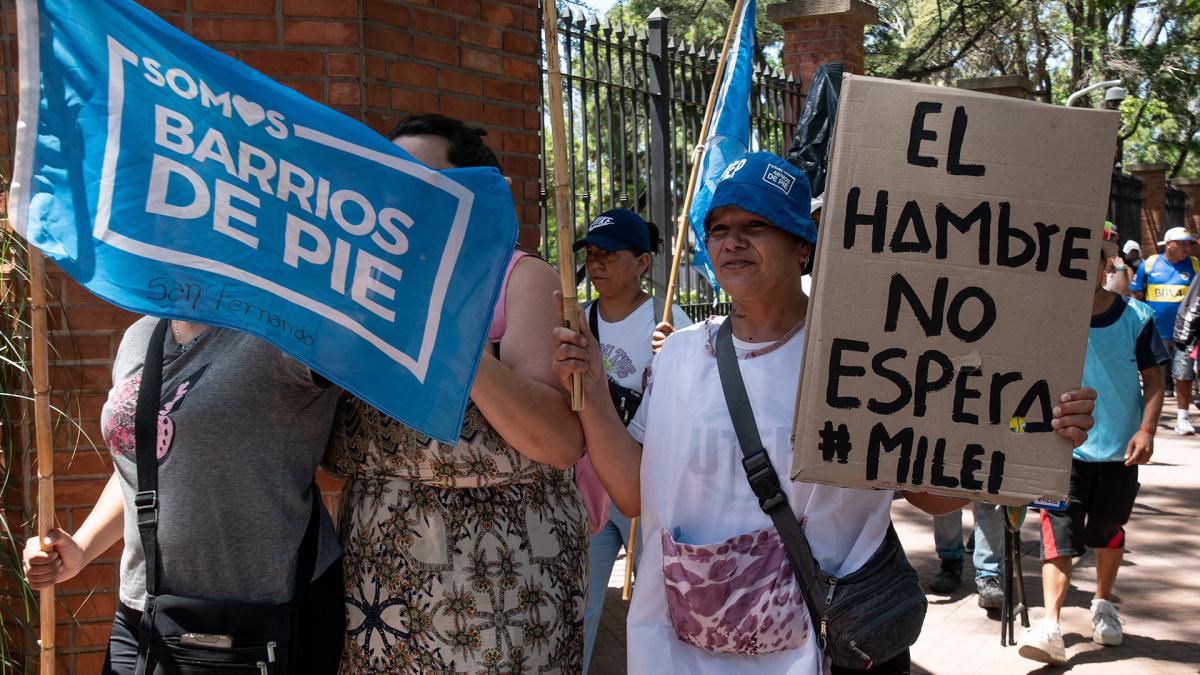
1039,460,1139,560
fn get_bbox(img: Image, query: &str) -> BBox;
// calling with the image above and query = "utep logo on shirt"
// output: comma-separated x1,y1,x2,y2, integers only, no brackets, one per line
762,165,794,195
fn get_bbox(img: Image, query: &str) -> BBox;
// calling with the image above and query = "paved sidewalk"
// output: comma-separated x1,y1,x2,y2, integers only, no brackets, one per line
590,402,1200,674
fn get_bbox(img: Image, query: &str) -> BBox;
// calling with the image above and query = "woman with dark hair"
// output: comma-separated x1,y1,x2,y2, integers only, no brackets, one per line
325,114,588,673
574,207,692,672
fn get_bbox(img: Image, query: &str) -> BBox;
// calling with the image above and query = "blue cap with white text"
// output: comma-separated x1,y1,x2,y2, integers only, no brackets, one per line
705,152,816,243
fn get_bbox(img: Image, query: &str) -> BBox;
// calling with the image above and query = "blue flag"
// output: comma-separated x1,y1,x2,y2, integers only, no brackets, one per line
10,0,518,443
687,0,756,289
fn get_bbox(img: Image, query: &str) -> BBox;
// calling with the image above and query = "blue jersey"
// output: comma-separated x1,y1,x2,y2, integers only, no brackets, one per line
1130,254,1200,339
1075,297,1168,462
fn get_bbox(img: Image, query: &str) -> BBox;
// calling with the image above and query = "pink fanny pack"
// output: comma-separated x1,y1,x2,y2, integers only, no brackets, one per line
660,520,811,655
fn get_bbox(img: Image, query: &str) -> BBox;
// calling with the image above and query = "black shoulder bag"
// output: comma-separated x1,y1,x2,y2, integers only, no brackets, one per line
589,303,643,426
134,320,321,675
714,319,926,670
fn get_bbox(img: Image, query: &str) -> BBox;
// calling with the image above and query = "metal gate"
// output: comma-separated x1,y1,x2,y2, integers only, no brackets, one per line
539,8,804,308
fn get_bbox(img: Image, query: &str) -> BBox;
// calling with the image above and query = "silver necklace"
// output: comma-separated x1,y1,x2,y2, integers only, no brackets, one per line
170,321,197,353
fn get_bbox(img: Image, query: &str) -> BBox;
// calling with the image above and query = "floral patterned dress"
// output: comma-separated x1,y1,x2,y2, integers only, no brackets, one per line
326,397,589,674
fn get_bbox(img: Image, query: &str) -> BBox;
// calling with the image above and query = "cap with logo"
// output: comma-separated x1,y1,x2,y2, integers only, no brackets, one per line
573,208,652,253
704,152,816,244
1157,226,1196,247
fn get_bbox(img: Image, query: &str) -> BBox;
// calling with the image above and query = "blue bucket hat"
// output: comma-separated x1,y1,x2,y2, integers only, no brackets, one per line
573,208,652,253
705,152,816,244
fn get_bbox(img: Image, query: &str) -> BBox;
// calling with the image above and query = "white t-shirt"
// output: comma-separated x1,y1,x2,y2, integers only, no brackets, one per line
626,316,893,674
586,296,693,393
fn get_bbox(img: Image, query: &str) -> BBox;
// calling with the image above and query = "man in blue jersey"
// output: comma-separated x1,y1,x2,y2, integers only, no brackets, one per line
1018,223,1167,665
1131,226,1199,433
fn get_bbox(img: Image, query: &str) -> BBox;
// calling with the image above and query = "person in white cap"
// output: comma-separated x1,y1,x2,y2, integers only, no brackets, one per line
1131,226,1200,434
1122,240,1142,270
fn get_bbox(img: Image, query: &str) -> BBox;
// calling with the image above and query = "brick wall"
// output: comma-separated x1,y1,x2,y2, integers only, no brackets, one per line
1127,163,1169,253
0,1,541,670
1177,178,1200,235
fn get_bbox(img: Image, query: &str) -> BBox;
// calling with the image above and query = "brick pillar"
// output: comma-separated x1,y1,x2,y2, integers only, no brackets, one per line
1127,163,1170,253
956,76,1035,100
1176,177,1200,235
768,0,878,92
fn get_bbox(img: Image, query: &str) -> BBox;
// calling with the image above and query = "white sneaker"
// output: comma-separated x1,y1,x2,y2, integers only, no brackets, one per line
1092,599,1123,646
1174,415,1195,435
1018,619,1067,664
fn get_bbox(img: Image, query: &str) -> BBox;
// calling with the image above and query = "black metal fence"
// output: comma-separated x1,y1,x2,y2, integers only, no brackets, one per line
1109,171,1143,246
1166,184,1187,231
539,8,804,306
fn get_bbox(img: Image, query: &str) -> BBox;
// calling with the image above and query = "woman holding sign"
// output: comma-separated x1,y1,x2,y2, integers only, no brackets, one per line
552,152,1096,674
325,115,589,673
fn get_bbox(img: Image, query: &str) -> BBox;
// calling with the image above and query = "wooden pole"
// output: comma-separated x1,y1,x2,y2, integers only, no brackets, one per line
621,516,638,601
27,247,56,675
660,0,748,325
542,0,584,411
626,0,749,601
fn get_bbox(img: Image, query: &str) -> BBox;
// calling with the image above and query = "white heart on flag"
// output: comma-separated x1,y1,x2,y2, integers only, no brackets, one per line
232,95,266,126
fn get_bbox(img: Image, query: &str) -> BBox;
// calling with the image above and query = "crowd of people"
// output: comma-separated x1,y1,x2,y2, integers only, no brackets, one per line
29,113,1170,675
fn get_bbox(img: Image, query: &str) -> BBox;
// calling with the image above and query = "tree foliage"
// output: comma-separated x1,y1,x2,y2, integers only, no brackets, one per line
597,0,790,65
598,0,1199,176
866,0,1200,175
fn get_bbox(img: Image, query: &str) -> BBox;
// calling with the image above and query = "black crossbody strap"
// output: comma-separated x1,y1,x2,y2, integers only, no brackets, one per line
134,319,170,596
714,319,829,633
588,301,600,341
292,483,322,600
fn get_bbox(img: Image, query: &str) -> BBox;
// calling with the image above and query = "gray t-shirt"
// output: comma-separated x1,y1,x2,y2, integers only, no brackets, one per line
102,317,341,610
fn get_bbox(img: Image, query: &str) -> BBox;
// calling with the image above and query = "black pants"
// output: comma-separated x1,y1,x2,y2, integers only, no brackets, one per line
831,648,911,675
102,559,345,674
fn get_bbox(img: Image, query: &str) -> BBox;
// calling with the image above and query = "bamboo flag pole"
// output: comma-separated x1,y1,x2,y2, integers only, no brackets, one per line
542,0,584,411
626,0,750,602
27,246,57,675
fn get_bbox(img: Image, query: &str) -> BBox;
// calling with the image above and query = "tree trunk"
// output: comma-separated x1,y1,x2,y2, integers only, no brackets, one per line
1067,0,1085,99
1169,115,1199,178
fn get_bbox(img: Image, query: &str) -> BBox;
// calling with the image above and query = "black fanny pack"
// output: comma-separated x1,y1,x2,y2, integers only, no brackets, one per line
589,303,643,426
133,320,320,675
714,319,926,669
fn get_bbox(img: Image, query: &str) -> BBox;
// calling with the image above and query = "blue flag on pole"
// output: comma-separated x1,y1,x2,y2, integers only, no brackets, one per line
9,0,518,443
687,0,756,288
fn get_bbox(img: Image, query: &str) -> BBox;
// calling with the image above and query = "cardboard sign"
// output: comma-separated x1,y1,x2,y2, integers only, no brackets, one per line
792,75,1119,505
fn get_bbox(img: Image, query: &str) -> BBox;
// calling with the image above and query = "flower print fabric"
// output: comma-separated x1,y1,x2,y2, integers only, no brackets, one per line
327,394,589,674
